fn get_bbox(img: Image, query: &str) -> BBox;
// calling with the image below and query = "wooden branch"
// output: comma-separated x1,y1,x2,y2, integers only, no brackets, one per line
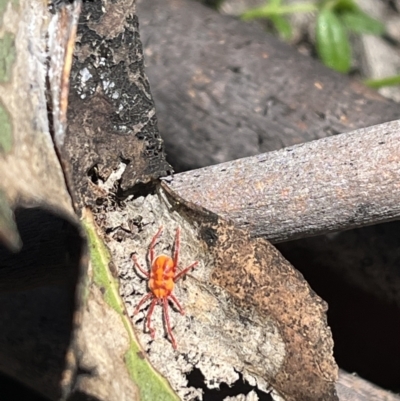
337,370,400,401
167,120,400,242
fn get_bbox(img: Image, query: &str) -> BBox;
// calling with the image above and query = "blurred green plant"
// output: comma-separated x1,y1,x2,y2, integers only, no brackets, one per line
242,0,385,73
364,74,400,89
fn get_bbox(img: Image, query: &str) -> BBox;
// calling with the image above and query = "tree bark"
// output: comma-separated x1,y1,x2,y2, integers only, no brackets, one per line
168,120,400,242
0,1,84,399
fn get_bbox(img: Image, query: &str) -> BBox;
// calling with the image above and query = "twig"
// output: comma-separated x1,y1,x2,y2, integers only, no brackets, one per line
168,120,400,242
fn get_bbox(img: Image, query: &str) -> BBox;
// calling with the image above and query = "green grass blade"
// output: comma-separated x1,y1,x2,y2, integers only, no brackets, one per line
364,75,400,89
316,8,351,73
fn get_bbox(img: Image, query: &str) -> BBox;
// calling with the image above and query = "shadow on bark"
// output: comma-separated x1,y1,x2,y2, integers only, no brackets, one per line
0,207,83,400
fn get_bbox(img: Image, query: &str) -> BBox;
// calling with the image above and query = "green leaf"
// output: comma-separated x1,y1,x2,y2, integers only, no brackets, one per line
269,0,283,7
241,4,272,21
340,11,385,35
241,1,317,20
316,8,351,73
333,0,357,12
364,74,400,89
270,14,292,40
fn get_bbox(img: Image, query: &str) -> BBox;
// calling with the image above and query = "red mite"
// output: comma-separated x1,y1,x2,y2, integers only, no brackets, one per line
132,226,199,349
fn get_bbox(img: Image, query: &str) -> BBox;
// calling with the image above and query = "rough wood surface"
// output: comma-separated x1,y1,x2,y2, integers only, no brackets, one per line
138,0,400,172
109,183,338,401
63,0,171,210
168,120,400,242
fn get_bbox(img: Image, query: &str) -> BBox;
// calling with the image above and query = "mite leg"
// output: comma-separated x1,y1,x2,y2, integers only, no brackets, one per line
174,261,199,282
169,294,185,315
163,297,177,349
149,226,163,264
134,292,153,315
132,254,150,278
146,298,158,339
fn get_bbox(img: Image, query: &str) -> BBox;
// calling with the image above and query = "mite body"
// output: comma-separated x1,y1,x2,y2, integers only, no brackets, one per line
133,226,198,349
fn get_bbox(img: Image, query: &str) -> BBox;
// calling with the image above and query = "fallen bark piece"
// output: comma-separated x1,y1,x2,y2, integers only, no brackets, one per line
102,182,338,401
168,119,400,242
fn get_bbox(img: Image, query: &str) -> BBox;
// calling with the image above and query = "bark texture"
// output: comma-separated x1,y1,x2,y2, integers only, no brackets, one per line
168,120,400,242
62,0,171,210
